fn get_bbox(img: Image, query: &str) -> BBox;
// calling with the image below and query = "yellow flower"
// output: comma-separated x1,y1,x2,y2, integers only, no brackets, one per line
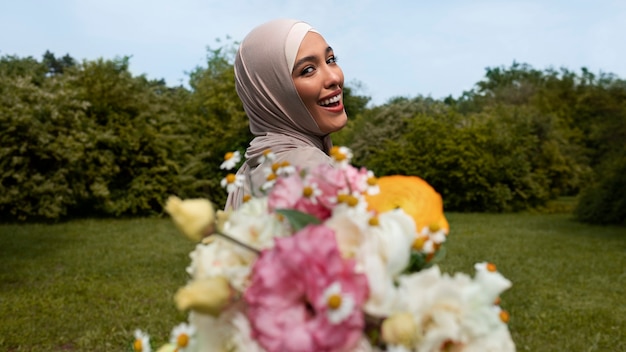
381,312,419,347
165,196,215,242
174,276,233,317
154,344,176,352
365,175,449,233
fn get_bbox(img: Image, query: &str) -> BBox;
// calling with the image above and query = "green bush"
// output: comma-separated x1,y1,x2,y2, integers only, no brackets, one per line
0,56,190,221
69,58,189,217
2,52,625,223
348,99,555,212
575,154,626,225
0,63,88,220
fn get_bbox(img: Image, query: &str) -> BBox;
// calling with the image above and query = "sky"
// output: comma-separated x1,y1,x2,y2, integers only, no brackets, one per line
1,0,625,106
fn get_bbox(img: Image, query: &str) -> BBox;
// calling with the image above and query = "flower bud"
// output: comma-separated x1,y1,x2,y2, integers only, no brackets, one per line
155,344,176,352
165,196,215,242
381,312,418,347
174,276,233,317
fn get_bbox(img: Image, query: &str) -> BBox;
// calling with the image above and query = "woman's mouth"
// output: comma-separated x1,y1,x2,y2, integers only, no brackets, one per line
318,94,341,107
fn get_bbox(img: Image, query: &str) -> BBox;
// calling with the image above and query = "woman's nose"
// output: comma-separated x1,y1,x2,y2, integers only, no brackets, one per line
323,65,343,89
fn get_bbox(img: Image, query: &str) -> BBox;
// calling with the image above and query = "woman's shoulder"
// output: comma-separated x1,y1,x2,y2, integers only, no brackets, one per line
278,146,332,170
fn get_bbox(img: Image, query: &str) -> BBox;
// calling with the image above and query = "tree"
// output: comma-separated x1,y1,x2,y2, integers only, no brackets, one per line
42,51,76,75
175,39,252,208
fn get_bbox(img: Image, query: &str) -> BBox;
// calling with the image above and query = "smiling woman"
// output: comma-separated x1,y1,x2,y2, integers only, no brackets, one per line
226,19,349,210
291,32,347,134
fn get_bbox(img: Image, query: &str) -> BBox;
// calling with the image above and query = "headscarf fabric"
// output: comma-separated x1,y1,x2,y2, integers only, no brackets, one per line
225,19,335,209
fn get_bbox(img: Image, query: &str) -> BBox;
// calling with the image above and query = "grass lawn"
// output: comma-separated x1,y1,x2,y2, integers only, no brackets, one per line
1,212,625,351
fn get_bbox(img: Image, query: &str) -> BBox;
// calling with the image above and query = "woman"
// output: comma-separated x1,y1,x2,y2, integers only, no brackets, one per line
226,19,348,209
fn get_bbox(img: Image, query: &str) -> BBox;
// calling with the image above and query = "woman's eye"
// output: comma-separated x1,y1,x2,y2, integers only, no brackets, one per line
327,55,338,64
300,66,315,76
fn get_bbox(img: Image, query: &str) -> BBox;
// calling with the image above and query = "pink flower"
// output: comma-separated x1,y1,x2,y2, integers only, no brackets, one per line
268,170,331,220
244,225,369,352
266,172,304,210
308,164,370,209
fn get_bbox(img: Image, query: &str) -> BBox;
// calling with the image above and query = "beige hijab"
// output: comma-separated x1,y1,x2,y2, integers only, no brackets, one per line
225,19,335,209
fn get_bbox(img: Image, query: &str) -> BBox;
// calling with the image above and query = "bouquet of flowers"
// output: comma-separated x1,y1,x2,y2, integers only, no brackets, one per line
132,147,515,352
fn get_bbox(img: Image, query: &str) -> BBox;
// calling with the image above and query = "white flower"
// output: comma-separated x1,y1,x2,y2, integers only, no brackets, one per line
422,239,435,254
386,345,411,352
330,146,353,167
188,310,235,352
326,207,415,317
333,191,369,215
170,322,196,351
321,282,356,324
187,241,250,292
220,151,241,170
364,170,380,195
325,207,369,259
263,161,296,180
420,224,447,244
392,264,515,351
461,324,516,352
474,262,513,306
220,173,245,193
257,149,275,165
261,175,277,192
276,164,295,176
133,329,151,352
392,266,470,349
228,312,266,351
186,197,288,292
224,196,288,250
413,223,448,255
367,209,416,276
301,179,322,203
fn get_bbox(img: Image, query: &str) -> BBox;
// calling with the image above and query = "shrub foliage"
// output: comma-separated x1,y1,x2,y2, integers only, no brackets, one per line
1,51,624,225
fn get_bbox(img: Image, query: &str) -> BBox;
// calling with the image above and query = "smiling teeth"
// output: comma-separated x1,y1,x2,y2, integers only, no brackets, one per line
319,95,341,106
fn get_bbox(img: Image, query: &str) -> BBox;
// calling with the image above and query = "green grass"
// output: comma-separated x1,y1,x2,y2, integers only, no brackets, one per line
1,213,624,351
0,218,195,351
439,213,626,352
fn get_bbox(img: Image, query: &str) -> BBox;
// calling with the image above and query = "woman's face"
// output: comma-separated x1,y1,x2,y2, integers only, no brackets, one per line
291,32,347,134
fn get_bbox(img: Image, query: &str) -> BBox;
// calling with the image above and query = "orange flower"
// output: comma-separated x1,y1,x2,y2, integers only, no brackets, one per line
365,175,449,233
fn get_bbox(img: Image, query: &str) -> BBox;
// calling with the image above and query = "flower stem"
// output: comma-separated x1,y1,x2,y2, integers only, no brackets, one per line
212,231,261,255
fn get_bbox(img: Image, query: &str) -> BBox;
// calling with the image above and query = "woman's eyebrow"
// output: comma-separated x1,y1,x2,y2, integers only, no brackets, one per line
293,46,334,72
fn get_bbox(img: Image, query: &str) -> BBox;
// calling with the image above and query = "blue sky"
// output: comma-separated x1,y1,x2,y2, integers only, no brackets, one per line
2,0,624,105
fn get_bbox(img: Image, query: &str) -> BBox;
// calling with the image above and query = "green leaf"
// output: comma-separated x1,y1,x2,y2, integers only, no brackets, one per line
430,245,447,265
275,209,321,231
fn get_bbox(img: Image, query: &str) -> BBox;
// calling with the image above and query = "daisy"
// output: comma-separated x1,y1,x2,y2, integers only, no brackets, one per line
422,223,447,245
261,172,278,192
364,170,380,195
220,151,241,170
301,181,322,204
170,322,196,352
220,173,245,193
322,282,356,324
272,161,296,177
260,161,296,192
132,329,151,352
257,149,276,165
329,146,353,167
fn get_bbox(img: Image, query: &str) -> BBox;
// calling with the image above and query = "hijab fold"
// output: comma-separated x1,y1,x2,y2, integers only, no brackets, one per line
225,19,334,209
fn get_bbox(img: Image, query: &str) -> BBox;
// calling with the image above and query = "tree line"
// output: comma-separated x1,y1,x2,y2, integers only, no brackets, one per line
1,46,624,225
